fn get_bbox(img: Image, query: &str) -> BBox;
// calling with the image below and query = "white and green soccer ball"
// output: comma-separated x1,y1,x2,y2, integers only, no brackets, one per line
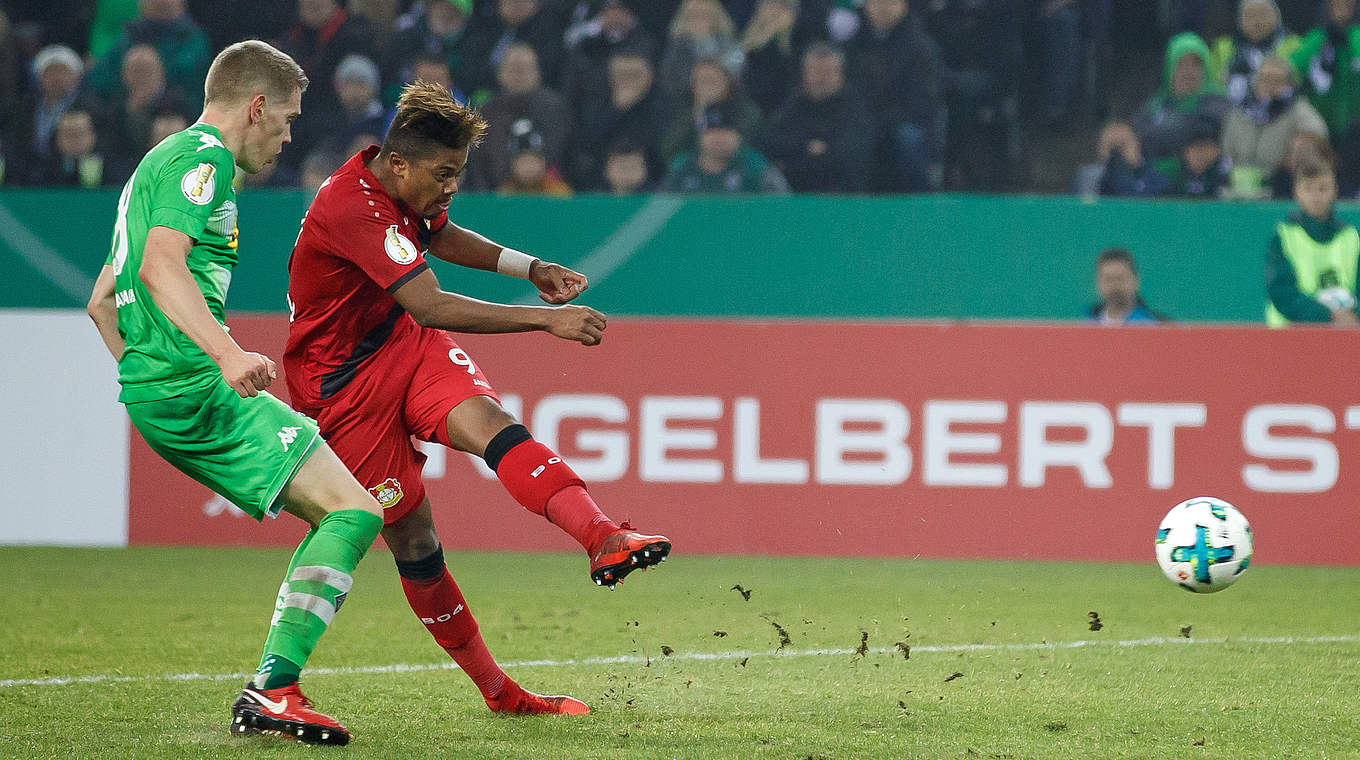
1154,497,1253,593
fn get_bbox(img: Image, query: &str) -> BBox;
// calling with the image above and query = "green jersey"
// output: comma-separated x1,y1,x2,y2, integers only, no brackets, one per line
107,123,239,402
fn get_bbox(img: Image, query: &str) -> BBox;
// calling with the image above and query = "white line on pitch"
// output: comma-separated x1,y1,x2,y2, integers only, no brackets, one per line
2,634,1355,690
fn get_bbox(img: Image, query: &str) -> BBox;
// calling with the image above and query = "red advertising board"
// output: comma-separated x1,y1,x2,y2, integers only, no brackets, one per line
129,318,1360,565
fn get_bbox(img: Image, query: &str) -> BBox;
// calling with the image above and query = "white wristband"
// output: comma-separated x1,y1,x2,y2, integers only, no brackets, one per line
497,248,537,279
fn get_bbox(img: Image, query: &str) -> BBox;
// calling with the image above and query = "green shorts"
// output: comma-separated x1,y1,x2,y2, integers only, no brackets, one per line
125,379,322,520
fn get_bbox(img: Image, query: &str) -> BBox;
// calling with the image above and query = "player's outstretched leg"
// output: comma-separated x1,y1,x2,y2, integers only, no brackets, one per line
482,423,671,588
232,446,384,745
392,538,589,715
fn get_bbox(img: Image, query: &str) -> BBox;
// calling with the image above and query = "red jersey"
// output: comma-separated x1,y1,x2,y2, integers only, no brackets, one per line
284,146,449,410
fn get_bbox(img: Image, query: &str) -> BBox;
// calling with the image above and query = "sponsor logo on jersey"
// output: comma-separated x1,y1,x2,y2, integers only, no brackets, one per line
369,477,404,509
181,163,216,205
384,225,419,265
114,289,136,307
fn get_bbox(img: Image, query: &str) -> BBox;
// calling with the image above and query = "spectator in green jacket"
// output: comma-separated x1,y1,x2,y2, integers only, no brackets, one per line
1132,31,1229,163
662,99,789,193
86,0,211,102
1265,138,1360,326
1290,0,1360,139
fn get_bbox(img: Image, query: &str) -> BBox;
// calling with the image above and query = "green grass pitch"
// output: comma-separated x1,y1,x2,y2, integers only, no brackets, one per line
1,546,1357,759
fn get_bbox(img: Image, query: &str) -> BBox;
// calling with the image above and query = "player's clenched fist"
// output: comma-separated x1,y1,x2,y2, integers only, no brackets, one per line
220,349,277,397
544,305,607,346
531,261,588,304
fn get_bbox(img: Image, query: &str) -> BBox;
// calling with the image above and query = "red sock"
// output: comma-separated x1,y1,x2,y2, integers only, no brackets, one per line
545,485,620,556
400,570,507,699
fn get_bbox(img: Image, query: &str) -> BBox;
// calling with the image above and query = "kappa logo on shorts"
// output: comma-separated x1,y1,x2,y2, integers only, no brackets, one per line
277,426,302,451
383,225,419,265
369,477,404,509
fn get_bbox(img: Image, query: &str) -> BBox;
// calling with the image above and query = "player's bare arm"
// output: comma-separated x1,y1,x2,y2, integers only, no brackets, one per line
139,225,276,396
87,264,125,360
429,223,588,304
390,266,606,345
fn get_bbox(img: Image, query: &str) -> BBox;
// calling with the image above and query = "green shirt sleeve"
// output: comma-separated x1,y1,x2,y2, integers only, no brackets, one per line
1266,230,1332,322
148,144,235,241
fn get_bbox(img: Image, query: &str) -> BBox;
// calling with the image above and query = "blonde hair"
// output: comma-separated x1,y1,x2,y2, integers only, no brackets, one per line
204,40,308,105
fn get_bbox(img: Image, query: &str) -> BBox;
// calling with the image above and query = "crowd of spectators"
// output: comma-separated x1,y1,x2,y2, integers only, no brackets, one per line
3,0,1360,197
1080,0,1360,201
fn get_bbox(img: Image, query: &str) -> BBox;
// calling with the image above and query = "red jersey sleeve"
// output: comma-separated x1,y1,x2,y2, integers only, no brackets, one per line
320,193,431,293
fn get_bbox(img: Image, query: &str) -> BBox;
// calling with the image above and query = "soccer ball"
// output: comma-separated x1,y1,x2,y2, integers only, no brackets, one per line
1154,497,1253,593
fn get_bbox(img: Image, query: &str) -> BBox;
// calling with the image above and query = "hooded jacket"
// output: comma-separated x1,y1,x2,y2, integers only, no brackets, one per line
1134,33,1230,160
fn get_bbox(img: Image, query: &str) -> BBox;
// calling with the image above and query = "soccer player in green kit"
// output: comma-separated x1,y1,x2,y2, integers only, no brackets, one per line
86,40,381,746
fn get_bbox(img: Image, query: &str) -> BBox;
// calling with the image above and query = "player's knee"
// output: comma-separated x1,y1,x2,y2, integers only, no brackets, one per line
324,478,383,520
446,397,519,454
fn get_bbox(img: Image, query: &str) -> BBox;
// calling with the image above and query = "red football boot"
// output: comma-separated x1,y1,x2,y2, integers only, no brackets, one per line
230,682,352,745
486,680,590,715
589,521,671,589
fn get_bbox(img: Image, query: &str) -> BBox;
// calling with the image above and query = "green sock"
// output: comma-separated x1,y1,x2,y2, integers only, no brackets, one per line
251,510,383,688
256,654,302,690
258,526,318,674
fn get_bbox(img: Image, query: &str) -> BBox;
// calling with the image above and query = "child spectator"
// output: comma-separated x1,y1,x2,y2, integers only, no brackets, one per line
1162,127,1229,198
1265,139,1360,326
500,121,573,195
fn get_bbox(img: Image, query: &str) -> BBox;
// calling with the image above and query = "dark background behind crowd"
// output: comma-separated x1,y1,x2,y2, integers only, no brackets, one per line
0,0,1354,197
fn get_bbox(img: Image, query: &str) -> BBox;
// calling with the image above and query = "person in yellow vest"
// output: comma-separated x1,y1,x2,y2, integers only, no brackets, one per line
1266,138,1360,326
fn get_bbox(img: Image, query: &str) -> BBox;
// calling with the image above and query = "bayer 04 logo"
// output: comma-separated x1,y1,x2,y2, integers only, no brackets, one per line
1154,496,1253,593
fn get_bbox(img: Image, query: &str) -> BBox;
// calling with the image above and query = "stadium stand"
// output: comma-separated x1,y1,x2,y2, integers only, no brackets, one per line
5,0,1360,195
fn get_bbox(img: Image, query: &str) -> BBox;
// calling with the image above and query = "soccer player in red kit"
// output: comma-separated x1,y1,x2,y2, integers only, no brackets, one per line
284,82,671,715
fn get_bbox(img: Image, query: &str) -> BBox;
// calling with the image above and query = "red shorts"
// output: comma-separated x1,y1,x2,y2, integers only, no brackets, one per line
301,328,498,524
